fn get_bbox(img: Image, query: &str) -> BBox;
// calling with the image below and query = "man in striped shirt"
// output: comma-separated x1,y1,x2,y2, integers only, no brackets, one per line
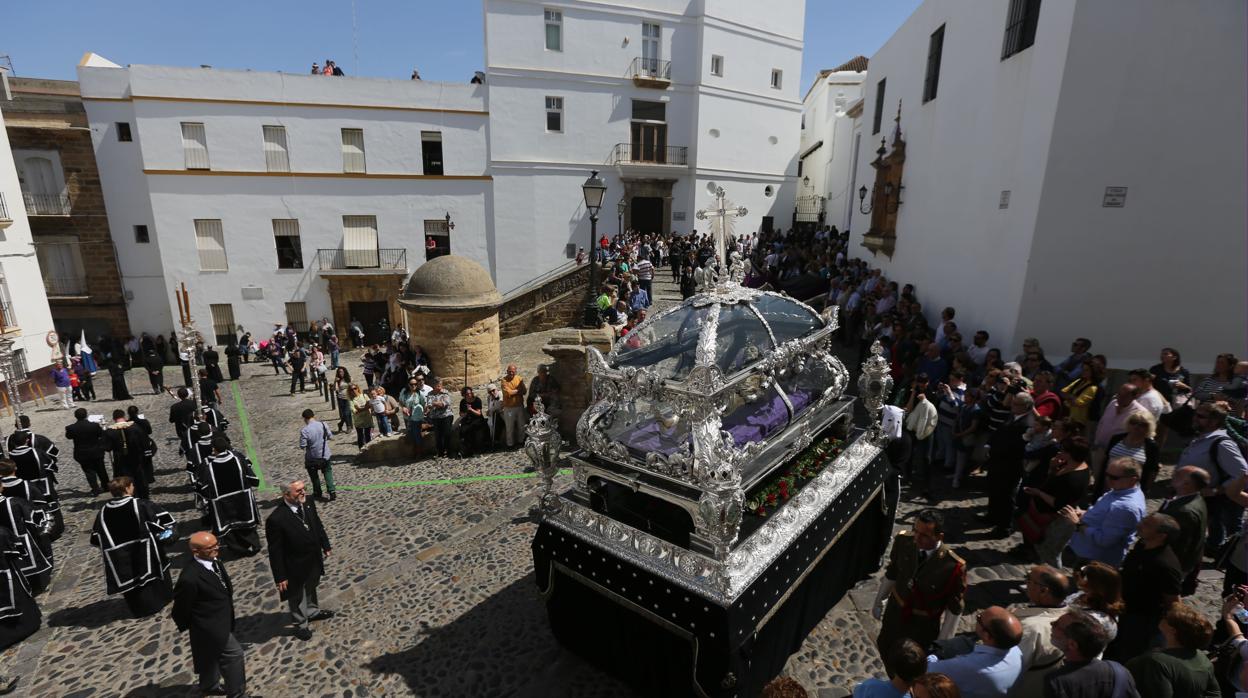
633,255,654,307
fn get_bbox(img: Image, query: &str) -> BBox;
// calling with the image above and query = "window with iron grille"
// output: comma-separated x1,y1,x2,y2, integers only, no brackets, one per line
134,224,150,244
545,96,563,132
285,302,309,334
770,69,783,90
923,25,946,103
421,131,444,175
710,55,723,77
262,125,290,172
194,219,228,271
545,9,562,51
872,78,887,134
272,219,303,269
341,128,366,173
1002,0,1041,60
0,266,16,330
181,122,210,170
116,122,132,142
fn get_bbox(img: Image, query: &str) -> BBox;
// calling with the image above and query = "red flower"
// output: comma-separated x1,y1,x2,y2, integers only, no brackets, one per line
766,492,777,504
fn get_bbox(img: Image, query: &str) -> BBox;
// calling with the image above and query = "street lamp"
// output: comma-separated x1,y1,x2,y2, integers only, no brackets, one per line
581,170,607,328
617,197,626,238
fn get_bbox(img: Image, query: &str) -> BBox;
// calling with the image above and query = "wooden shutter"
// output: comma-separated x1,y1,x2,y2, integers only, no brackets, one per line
181,122,210,169
194,219,228,270
262,125,290,172
341,129,366,173
341,215,378,267
285,302,309,333
209,304,236,344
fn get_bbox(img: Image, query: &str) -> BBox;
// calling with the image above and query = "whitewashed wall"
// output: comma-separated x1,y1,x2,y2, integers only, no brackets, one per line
799,72,865,231
0,108,56,371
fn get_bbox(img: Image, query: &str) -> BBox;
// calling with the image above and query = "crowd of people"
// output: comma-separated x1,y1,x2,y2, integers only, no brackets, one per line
586,224,1248,697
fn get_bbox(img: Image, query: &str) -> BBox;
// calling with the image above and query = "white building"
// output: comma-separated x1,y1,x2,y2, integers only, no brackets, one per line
485,0,804,291
0,85,57,381
848,0,1246,371
796,57,867,234
77,54,491,344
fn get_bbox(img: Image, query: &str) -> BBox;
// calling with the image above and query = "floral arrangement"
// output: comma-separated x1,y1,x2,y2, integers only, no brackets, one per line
745,436,845,517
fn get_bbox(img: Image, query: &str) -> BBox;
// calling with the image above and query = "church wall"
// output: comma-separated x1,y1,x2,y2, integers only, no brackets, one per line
1017,0,1248,373
845,0,1079,356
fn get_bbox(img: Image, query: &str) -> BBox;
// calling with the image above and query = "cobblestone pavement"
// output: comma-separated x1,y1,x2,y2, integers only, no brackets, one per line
1,274,1224,696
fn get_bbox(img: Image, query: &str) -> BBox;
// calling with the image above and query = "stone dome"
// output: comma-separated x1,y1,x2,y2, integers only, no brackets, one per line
399,255,502,311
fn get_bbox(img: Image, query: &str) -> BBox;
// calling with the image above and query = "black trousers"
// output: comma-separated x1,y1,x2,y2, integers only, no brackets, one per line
148,371,164,393
196,632,247,696
76,455,109,493
289,369,306,393
986,458,1024,527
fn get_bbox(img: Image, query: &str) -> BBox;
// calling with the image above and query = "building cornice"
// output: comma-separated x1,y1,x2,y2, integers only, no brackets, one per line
82,95,488,117
142,169,491,180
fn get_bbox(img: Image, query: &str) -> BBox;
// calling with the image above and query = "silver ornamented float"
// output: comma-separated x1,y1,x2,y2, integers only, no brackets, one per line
527,189,898,697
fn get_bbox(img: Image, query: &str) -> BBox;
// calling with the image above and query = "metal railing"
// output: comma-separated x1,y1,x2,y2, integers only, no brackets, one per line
316,248,407,271
43,276,89,297
612,143,688,166
0,193,9,221
22,192,71,216
630,57,671,81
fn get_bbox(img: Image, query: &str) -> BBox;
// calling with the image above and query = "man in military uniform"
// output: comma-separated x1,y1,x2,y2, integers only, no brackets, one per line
873,508,967,675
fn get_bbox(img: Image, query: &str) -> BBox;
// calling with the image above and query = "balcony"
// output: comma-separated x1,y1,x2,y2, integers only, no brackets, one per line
629,57,671,89
0,193,10,230
612,143,689,174
316,248,408,275
43,275,89,298
22,192,71,216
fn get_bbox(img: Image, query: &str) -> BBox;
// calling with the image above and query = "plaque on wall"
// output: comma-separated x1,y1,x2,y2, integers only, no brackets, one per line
673,211,686,221
1102,186,1128,208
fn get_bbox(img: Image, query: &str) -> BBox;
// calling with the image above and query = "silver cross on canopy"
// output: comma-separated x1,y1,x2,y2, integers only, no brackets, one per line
696,186,748,271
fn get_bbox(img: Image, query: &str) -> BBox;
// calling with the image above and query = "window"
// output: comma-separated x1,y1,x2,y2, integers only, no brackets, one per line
770,69,783,90
710,55,723,77
36,241,86,296
273,219,303,269
545,96,563,132
181,122,210,170
0,266,15,331
421,131,444,175
1002,0,1042,59
116,123,132,142
262,125,290,172
923,25,946,103
194,219,228,271
641,22,661,75
10,349,28,381
424,219,451,260
631,100,666,121
285,302,309,334
134,225,150,244
341,215,379,268
872,78,886,135
209,304,236,346
544,9,562,51
341,128,366,173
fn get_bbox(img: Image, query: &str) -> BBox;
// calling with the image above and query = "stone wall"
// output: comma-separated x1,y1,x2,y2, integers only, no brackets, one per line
326,274,405,343
498,263,592,339
405,307,501,392
542,327,614,440
5,83,131,340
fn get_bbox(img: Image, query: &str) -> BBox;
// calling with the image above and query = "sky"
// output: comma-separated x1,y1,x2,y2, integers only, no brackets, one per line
1,1,921,93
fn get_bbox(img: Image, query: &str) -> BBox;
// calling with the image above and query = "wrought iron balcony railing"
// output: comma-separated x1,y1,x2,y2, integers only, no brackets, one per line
22,192,71,216
612,143,688,166
0,193,9,221
43,276,89,297
316,248,407,271
630,57,671,83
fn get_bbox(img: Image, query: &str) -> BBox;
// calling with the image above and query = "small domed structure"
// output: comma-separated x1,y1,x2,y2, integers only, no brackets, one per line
399,255,502,391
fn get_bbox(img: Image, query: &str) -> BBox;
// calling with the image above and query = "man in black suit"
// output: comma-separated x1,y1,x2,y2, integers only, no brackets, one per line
64,408,108,495
266,480,333,641
171,531,248,698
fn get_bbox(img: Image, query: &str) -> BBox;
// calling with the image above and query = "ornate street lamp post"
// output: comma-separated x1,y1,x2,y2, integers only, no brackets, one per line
581,170,607,328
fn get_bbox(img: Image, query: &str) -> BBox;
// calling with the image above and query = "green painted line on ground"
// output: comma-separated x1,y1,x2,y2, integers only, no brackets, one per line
229,381,270,492
335,468,573,492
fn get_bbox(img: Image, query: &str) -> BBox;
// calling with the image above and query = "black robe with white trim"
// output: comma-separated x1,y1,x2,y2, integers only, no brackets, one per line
196,450,259,536
0,528,40,651
0,495,52,583
90,496,175,617
6,430,61,514
201,405,229,435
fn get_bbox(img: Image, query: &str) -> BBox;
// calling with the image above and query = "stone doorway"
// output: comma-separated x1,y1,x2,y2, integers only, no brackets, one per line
349,301,390,345
630,197,664,236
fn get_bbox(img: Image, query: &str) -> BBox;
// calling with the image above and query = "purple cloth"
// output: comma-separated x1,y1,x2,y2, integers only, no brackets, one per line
615,388,817,455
